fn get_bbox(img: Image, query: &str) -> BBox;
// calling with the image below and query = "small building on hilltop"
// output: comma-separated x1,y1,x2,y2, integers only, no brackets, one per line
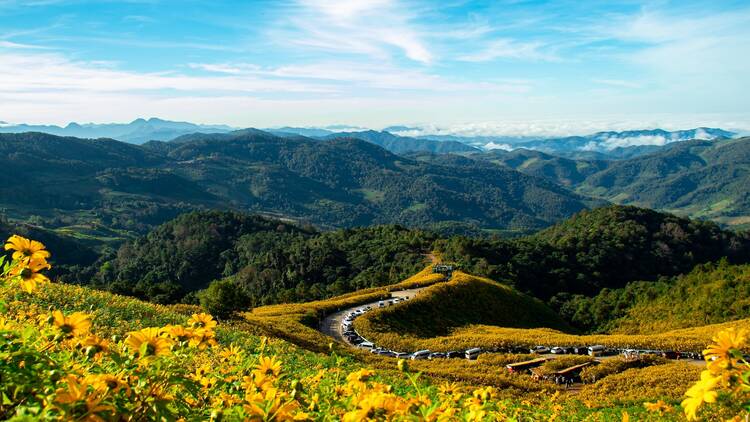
432,264,454,277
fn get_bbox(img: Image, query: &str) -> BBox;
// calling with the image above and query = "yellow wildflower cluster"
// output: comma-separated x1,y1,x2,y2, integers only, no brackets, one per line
680,327,750,420
2,235,52,293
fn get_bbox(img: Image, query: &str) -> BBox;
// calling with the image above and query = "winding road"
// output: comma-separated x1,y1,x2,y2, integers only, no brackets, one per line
320,286,429,343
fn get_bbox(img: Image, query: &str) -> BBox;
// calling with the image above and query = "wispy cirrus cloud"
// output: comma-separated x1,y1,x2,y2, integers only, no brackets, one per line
593,79,641,89
457,38,557,62
271,0,433,63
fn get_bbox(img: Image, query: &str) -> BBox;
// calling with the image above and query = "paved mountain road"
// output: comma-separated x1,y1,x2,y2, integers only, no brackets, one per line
320,286,428,343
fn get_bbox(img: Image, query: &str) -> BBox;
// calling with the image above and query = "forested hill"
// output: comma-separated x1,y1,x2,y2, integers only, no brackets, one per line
321,130,480,154
0,131,594,232
577,137,750,227
459,137,750,229
51,205,748,310
437,206,750,299
92,211,438,304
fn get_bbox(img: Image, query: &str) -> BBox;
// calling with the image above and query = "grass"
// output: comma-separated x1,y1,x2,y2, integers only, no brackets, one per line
355,188,385,203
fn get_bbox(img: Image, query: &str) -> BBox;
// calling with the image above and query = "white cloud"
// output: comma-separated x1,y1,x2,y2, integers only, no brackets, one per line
593,79,641,89
0,50,338,94
376,116,750,138
0,40,47,49
601,7,750,83
184,60,531,93
457,39,556,62
599,135,669,150
276,0,433,63
483,142,513,150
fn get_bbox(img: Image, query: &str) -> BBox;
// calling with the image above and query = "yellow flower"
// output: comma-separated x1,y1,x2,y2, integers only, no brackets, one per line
242,373,274,393
438,382,462,396
10,259,51,293
80,335,110,357
682,370,720,421
188,312,217,330
54,375,114,421
219,343,243,362
188,328,217,350
4,235,51,264
347,368,374,385
52,310,92,338
163,324,193,342
644,400,672,414
342,391,405,422
125,327,172,357
254,355,282,378
85,373,131,396
704,327,747,372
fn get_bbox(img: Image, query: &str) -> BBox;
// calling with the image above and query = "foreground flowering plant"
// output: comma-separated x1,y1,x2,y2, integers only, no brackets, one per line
681,327,750,420
2,234,52,293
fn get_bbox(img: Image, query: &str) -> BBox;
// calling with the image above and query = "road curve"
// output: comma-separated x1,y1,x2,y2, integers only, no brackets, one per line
320,286,428,344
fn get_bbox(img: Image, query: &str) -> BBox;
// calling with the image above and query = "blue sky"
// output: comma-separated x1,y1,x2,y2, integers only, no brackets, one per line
0,0,748,135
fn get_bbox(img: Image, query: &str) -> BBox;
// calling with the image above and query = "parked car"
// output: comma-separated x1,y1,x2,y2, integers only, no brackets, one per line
465,348,482,360
530,346,550,354
550,347,566,354
446,351,462,359
395,352,410,359
428,352,446,360
587,345,605,356
358,341,374,349
411,350,431,360
661,351,680,360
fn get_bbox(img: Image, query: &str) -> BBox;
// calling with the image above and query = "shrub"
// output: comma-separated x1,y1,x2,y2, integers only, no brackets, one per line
198,278,252,319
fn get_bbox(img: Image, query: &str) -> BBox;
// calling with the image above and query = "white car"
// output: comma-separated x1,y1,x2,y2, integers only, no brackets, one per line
530,346,550,354
550,347,566,354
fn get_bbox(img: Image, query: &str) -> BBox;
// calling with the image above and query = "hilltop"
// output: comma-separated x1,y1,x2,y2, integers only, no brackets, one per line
353,271,572,339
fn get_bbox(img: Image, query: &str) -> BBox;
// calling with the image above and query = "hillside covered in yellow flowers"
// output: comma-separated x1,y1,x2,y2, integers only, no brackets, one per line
2,235,749,421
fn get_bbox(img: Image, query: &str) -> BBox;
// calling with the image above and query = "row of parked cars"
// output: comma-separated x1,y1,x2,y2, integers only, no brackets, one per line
338,297,703,363
339,297,486,361
340,297,410,347
366,347,484,361
530,345,703,360
530,345,611,356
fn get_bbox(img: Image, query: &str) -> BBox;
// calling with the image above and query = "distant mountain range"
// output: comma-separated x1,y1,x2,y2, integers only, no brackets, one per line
0,118,233,144
515,128,735,155
0,118,737,159
0,130,596,233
